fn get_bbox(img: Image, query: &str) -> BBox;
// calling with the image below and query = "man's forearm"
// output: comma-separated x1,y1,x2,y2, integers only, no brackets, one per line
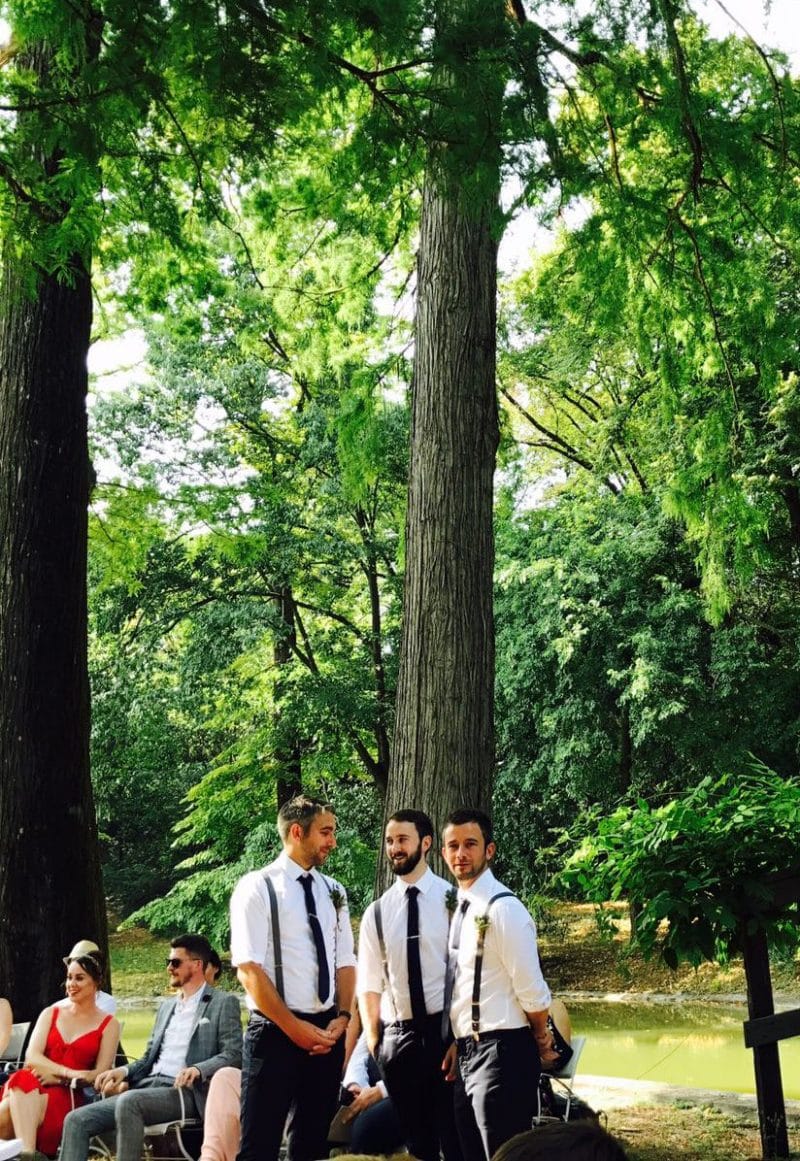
335,965,356,1019
525,1008,549,1037
358,992,382,1052
237,963,296,1033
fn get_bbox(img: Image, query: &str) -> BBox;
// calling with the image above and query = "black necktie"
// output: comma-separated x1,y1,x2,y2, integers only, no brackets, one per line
299,873,330,1003
441,899,469,1039
406,885,427,1026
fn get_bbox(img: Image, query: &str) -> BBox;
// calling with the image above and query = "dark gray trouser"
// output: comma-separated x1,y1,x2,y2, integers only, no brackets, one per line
237,1011,343,1161
60,1076,200,1161
453,1027,540,1161
377,1014,462,1161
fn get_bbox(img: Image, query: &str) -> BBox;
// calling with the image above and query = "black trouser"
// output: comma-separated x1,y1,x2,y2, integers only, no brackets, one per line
453,1027,540,1161
377,1013,462,1161
237,1009,344,1161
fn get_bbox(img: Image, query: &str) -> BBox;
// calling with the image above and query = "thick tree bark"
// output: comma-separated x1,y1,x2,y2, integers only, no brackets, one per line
384,0,504,878
0,252,107,1018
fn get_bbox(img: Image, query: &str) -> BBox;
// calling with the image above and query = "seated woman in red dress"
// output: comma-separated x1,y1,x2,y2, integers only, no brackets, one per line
0,952,119,1159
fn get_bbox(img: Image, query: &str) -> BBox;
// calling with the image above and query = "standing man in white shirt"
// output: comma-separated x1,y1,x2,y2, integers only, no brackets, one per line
358,810,461,1161
230,795,356,1161
441,808,558,1161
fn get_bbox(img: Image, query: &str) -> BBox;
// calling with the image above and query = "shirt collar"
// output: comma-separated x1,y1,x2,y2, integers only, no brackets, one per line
458,865,499,906
276,850,318,880
177,984,206,1009
395,864,436,896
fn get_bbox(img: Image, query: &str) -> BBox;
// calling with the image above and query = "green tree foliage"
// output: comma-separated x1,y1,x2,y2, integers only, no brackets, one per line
489,18,800,906
500,19,800,616
492,488,800,896
88,131,413,928
561,765,800,968
79,3,800,932
0,0,428,989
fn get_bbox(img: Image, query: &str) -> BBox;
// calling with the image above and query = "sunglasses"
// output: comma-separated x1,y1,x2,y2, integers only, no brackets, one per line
165,957,186,968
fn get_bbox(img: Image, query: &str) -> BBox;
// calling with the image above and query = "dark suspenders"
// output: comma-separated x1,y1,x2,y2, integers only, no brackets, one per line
263,871,285,1000
471,891,514,1040
373,897,400,1021
262,868,335,1002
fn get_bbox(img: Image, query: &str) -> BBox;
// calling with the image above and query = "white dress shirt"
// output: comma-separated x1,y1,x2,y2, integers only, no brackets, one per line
230,851,356,1013
358,867,450,1021
151,987,205,1077
447,867,551,1040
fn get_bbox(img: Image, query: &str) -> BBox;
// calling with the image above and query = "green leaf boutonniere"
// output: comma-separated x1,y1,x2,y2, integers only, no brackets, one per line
329,886,345,914
475,913,491,936
445,888,458,915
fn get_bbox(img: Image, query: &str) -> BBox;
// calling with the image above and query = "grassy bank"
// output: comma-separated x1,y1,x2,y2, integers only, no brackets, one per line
610,1104,797,1161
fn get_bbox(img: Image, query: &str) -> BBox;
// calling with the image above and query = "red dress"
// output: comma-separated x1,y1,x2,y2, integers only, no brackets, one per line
1,1007,112,1156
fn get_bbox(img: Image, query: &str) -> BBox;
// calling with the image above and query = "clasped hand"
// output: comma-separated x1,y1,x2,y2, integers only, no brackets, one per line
291,1017,338,1055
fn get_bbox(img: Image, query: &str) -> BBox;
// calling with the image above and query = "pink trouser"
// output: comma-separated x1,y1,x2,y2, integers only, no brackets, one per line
200,1067,241,1161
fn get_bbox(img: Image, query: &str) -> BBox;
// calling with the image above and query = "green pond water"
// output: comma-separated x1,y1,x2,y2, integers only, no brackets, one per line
572,1000,800,1100
117,999,800,1100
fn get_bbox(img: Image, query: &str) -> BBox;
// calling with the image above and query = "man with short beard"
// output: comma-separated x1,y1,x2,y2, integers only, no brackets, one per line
441,808,556,1161
357,810,461,1161
231,795,356,1161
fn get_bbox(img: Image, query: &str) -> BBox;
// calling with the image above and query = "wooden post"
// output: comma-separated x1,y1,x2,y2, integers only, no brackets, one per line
741,925,789,1159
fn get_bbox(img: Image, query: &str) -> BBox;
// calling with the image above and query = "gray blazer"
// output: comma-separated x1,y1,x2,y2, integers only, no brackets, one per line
127,984,242,1115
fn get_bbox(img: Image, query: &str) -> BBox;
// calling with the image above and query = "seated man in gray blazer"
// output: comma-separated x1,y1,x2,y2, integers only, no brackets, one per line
60,933,242,1161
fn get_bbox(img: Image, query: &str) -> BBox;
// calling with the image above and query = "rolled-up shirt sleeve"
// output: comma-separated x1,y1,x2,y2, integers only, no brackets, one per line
333,880,358,970
356,903,383,996
494,900,551,1014
230,871,269,968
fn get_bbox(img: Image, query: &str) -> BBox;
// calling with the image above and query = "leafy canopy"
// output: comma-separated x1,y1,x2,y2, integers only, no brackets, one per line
561,764,800,968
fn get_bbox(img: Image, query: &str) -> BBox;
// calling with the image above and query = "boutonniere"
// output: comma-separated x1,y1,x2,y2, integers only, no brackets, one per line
329,886,345,914
198,1016,211,1026
475,913,491,936
445,888,458,915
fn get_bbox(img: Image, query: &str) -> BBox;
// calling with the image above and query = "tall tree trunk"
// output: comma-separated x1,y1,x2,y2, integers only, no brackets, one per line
0,251,107,1019
384,0,504,879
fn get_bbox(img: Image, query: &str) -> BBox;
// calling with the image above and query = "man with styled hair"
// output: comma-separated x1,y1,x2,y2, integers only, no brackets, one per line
358,809,460,1161
59,934,241,1161
441,807,557,1161
230,794,356,1161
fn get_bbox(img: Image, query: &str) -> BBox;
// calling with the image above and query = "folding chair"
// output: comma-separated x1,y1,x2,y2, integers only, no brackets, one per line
549,1034,586,1120
0,1022,31,1073
143,1085,202,1161
534,1034,587,1124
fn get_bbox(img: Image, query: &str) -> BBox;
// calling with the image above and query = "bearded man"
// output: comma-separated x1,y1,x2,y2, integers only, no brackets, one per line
357,809,461,1161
